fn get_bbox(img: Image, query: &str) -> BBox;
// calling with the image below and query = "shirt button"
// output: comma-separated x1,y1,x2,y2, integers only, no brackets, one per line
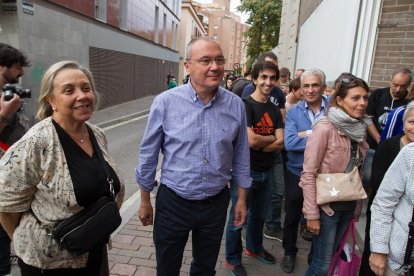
203,177,207,181
203,159,208,163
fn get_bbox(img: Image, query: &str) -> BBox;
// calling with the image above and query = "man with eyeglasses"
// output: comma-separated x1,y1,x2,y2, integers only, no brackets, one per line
366,68,412,149
281,69,329,273
135,37,251,276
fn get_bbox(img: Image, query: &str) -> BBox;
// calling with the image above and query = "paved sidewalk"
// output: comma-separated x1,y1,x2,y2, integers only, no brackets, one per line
108,196,313,276
89,95,156,128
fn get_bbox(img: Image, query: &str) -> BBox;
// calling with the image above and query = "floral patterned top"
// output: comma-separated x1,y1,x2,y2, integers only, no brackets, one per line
0,117,125,269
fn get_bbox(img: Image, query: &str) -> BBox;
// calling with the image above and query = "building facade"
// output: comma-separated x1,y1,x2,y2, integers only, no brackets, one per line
177,0,207,84
276,0,414,88
194,0,248,73
0,0,180,118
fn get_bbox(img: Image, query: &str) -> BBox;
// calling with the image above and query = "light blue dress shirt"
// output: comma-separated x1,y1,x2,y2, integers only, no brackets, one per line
135,82,251,200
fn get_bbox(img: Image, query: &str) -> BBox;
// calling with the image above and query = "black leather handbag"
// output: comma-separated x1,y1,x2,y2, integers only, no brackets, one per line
52,196,121,256
403,211,414,276
52,130,121,256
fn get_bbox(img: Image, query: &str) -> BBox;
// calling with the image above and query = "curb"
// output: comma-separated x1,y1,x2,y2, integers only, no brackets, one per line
95,110,150,129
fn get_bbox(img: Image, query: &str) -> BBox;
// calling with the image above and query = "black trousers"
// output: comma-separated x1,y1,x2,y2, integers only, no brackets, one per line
0,225,10,276
18,245,107,276
282,169,303,256
154,184,230,276
359,196,376,276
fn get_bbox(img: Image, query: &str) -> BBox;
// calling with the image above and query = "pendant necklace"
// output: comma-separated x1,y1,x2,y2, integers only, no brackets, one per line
79,127,87,143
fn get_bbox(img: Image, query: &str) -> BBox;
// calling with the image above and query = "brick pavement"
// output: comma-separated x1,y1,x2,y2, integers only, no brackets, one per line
108,197,312,276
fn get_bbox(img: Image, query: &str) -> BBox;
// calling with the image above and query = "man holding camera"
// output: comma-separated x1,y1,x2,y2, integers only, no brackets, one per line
0,43,30,276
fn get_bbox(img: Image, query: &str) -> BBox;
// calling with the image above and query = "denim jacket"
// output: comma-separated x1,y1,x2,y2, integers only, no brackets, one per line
284,98,329,176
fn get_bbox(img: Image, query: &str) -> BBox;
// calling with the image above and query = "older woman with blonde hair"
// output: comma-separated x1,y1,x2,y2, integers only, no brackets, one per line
0,60,124,275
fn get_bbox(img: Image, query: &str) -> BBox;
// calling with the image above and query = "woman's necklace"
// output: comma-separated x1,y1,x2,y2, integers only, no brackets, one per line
79,127,87,143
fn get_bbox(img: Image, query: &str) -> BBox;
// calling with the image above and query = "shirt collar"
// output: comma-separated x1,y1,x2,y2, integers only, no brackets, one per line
186,81,220,105
304,97,327,110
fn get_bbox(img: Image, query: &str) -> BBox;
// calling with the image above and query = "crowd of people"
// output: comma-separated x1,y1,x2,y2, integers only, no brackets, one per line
0,36,413,276
137,38,414,276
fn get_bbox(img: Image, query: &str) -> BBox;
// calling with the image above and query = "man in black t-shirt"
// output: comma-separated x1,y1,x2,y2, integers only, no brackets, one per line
366,68,411,149
225,61,284,275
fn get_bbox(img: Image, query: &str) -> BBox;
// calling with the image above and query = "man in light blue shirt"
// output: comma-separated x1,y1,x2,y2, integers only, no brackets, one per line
281,69,328,273
135,37,251,276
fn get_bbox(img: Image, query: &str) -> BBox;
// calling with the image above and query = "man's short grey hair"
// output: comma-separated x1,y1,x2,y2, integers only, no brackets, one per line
301,68,326,87
403,101,414,123
391,68,412,84
185,37,220,60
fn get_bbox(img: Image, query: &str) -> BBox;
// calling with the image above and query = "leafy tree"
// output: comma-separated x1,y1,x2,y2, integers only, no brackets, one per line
238,0,282,68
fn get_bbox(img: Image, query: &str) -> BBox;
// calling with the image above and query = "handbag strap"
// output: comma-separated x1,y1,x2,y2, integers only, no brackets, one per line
327,219,357,275
403,209,414,266
336,219,357,255
88,126,115,198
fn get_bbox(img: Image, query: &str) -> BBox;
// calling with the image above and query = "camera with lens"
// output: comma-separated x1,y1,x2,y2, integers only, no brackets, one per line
2,83,31,101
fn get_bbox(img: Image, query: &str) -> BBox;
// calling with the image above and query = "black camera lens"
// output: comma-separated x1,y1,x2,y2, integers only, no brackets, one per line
3,84,15,101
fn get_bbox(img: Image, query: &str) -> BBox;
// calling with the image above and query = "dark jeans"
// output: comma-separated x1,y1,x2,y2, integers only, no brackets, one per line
226,170,272,265
0,225,10,276
282,169,303,256
266,152,285,231
154,184,230,276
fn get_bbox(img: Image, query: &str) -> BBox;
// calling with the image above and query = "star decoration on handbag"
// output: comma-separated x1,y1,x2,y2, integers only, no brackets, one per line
329,187,340,197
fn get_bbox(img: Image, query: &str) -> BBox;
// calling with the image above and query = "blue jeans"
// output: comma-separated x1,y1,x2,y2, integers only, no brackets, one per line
305,210,354,276
226,170,272,265
266,152,285,231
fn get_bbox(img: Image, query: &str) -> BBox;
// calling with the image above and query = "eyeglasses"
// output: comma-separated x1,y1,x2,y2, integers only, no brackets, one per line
186,57,226,66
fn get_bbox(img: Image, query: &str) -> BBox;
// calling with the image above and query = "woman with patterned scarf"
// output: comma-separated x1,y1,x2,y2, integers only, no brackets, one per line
300,77,371,275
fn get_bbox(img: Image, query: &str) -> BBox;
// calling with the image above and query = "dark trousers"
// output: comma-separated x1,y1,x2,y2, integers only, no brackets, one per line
359,197,376,276
282,169,303,256
18,245,107,276
154,184,230,276
0,225,10,276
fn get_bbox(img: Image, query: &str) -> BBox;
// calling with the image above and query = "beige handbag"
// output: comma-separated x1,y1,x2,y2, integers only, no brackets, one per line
315,166,367,205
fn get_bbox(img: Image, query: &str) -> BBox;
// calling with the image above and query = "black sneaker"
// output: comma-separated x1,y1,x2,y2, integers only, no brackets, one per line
264,227,283,242
281,255,296,273
224,260,247,276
